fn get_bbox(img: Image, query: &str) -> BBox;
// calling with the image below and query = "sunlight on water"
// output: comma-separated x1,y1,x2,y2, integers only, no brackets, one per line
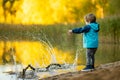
0,40,84,80
0,41,76,66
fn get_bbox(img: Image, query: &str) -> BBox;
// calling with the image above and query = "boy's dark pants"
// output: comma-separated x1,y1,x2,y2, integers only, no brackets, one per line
86,48,97,68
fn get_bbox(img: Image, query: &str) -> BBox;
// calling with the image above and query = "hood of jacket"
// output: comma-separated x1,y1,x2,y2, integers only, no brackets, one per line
89,22,99,32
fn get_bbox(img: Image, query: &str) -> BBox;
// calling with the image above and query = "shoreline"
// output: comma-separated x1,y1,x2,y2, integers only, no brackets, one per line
40,61,120,80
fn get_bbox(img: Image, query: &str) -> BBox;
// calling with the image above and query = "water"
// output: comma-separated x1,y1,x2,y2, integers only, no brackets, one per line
0,65,22,80
0,43,120,80
0,63,84,80
96,43,120,65
0,36,82,80
0,30,120,80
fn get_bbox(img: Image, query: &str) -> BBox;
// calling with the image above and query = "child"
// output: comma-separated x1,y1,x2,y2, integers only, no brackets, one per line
68,13,100,71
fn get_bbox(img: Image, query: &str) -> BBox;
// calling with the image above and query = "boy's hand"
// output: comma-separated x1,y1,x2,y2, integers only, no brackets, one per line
68,30,73,35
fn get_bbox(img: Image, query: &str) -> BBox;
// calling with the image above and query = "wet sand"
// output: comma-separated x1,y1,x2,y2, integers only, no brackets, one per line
40,61,120,80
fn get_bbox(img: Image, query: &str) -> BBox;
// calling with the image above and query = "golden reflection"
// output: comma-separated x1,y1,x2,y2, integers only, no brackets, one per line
0,41,76,67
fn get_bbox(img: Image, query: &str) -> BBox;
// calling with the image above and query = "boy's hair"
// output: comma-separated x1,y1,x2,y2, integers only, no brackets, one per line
84,13,96,23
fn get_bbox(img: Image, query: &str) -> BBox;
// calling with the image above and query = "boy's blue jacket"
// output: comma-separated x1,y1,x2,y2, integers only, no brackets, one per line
72,22,99,48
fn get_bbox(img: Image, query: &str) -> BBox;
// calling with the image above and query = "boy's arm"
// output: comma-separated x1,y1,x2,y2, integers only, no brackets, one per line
72,25,90,34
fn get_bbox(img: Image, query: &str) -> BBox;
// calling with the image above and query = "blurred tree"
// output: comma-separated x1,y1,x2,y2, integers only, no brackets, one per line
2,0,16,21
97,0,108,18
0,0,120,24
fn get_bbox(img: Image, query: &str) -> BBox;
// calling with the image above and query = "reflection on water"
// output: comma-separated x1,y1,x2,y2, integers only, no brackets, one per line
96,43,120,65
0,41,75,66
0,40,120,80
0,41,120,66
0,40,80,80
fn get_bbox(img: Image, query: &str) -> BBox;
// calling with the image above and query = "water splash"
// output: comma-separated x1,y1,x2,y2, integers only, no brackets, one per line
72,49,79,70
0,32,83,80
11,48,18,80
32,32,57,64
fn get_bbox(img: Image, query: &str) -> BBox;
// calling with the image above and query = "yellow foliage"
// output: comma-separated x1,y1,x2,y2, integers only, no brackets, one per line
0,0,106,24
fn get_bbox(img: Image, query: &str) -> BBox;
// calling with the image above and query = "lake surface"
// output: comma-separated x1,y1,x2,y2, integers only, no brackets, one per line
96,43,120,65
0,42,120,80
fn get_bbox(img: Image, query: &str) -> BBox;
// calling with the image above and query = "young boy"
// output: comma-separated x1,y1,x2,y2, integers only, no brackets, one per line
68,13,100,71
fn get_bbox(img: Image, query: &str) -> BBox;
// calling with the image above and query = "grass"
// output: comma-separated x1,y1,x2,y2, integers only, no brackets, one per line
0,16,120,51
98,16,120,44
